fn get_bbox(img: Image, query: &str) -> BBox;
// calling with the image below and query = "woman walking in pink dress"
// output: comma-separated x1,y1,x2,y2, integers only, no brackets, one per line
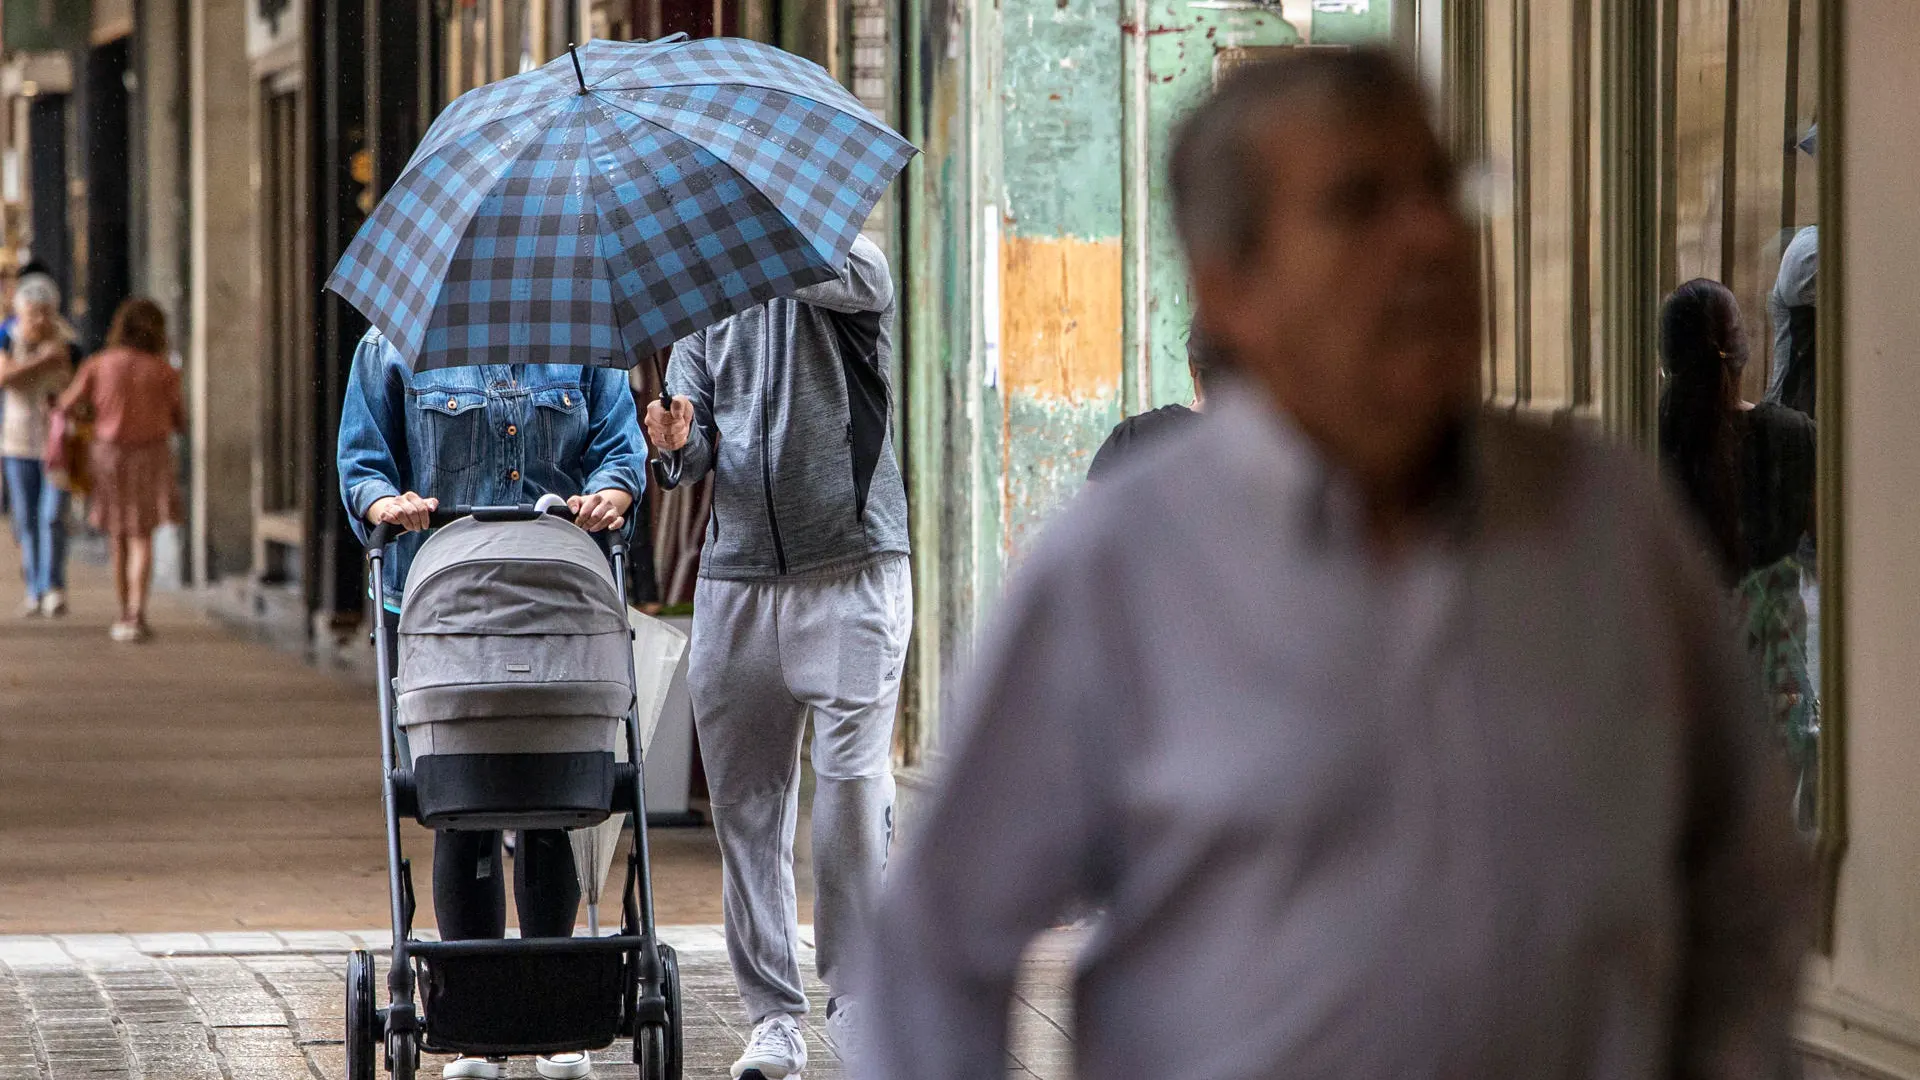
57,298,184,642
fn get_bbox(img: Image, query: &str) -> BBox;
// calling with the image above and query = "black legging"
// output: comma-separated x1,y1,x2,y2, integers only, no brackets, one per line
433,828,581,941
381,622,582,940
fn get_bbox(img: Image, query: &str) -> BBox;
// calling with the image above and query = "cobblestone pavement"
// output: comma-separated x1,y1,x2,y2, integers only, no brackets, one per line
0,927,1078,1080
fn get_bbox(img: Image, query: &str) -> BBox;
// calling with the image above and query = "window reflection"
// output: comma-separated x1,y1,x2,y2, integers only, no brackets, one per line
1471,0,1823,831
1657,280,1818,832
1661,0,1821,833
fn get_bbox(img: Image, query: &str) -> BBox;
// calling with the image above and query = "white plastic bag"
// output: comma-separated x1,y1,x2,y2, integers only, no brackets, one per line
569,607,689,932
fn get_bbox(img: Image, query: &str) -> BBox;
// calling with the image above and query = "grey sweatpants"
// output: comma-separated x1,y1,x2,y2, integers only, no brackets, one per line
689,555,912,1023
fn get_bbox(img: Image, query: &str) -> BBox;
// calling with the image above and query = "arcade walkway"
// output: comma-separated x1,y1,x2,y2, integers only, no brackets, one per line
0,534,732,933
0,535,1078,1077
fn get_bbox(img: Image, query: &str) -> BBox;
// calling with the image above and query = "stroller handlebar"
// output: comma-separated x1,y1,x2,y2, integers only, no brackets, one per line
366,502,581,553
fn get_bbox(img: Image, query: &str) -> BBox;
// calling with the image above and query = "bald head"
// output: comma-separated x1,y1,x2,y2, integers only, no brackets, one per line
1170,48,1480,504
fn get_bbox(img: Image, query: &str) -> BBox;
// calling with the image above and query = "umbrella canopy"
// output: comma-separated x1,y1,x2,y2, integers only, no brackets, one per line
327,35,916,371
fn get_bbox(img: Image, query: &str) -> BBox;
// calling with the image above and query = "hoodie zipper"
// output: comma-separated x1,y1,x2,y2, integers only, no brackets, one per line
761,332,790,575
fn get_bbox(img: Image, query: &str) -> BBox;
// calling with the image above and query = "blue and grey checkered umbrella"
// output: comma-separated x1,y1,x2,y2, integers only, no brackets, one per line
326,35,916,371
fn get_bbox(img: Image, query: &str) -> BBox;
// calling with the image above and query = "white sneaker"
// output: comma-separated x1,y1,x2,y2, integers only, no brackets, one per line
731,1014,806,1079
443,1056,505,1079
39,589,66,617
16,596,41,618
536,1051,592,1079
824,997,862,1063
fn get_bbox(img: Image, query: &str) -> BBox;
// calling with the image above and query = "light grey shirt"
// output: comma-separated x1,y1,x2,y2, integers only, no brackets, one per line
863,389,1810,1080
1767,225,1818,402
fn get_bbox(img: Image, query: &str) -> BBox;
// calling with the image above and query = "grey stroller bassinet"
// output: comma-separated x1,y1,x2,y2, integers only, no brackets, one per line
395,514,632,830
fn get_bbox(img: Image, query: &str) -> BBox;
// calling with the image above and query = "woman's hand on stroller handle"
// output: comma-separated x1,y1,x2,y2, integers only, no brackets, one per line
568,489,632,534
367,492,439,533
364,494,629,551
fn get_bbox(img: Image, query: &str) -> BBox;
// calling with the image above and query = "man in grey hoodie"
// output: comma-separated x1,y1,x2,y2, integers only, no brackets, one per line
646,233,909,1080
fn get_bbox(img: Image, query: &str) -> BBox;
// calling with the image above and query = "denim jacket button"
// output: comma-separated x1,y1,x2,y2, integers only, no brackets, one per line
562,393,572,407
506,424,517,436
447,398,459,410
509,469,520,481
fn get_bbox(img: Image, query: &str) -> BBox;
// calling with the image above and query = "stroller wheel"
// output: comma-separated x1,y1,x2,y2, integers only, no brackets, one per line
388,1031,418,1080
634,944,683,1080
636,1026,668,1080
345,951,377,1080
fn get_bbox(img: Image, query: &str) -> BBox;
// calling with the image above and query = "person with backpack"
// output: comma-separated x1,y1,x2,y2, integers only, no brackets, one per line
646,234,910,1079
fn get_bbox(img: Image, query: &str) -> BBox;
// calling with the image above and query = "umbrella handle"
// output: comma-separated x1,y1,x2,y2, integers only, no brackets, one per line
651,454,683,491
652,387,684,491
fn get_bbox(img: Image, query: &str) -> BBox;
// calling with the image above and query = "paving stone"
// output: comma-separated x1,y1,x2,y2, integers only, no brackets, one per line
201,933,285,956
274,932,357,954
0,943,66,970
128,935,210,958
0,929,1079,1079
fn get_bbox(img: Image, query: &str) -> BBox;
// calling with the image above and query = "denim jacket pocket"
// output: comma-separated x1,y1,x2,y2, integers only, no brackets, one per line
531,386,587,465
412,389,487,472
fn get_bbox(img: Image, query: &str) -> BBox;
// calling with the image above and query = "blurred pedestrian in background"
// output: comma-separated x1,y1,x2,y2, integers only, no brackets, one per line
56,298,186,642
0,260,17,556
1658,279,1818,827
1765,122,1817,419
0,261,18,355
864,49,1810,1080
1,274,77,618
1085,329,1218,482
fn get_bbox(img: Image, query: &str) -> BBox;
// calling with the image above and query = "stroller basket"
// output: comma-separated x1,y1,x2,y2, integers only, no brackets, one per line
418,945,630,1056
410,752,617,830
395,515,634,830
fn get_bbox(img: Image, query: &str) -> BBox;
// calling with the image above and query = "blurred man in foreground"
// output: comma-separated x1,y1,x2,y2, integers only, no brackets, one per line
862,50,1809,1080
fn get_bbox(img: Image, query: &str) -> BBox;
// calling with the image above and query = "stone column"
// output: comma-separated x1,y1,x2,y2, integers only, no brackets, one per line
186,0,257,585
136,0,192,588
137,0,187,332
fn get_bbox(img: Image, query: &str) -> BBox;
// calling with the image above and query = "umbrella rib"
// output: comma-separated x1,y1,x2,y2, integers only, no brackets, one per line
404,92,571,179
592,97,884,269
581,94,841,268
588,93,878,267
576,176,643,368
594,78,880,127
591,87,906,186
575,100,838,354
392,104,591,351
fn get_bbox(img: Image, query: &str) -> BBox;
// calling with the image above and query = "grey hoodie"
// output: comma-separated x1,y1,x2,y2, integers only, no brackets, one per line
666,235,909,580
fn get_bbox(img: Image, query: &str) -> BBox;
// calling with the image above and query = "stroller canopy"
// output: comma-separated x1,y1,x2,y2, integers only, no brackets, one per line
401,515,624,637
398,516,631,725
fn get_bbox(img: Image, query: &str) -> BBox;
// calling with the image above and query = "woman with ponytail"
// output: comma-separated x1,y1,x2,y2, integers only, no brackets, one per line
1658,278,1818,827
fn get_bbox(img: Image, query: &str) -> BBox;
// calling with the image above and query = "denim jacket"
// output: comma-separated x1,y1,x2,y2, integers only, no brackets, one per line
337,330,645,606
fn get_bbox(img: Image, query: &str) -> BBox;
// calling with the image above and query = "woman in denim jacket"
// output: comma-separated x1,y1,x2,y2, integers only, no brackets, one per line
336,328,644,1080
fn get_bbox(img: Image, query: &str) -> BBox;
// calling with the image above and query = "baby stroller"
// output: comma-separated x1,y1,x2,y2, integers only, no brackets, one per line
345,502,683,1080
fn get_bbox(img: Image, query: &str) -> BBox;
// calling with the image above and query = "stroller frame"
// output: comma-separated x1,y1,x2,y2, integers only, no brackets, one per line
345,504,682,1080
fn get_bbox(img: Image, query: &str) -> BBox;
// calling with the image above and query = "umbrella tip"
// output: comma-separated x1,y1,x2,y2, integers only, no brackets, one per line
568,42,587,94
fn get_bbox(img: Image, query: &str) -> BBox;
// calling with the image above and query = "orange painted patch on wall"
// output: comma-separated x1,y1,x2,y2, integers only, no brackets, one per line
998,234,1125,400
